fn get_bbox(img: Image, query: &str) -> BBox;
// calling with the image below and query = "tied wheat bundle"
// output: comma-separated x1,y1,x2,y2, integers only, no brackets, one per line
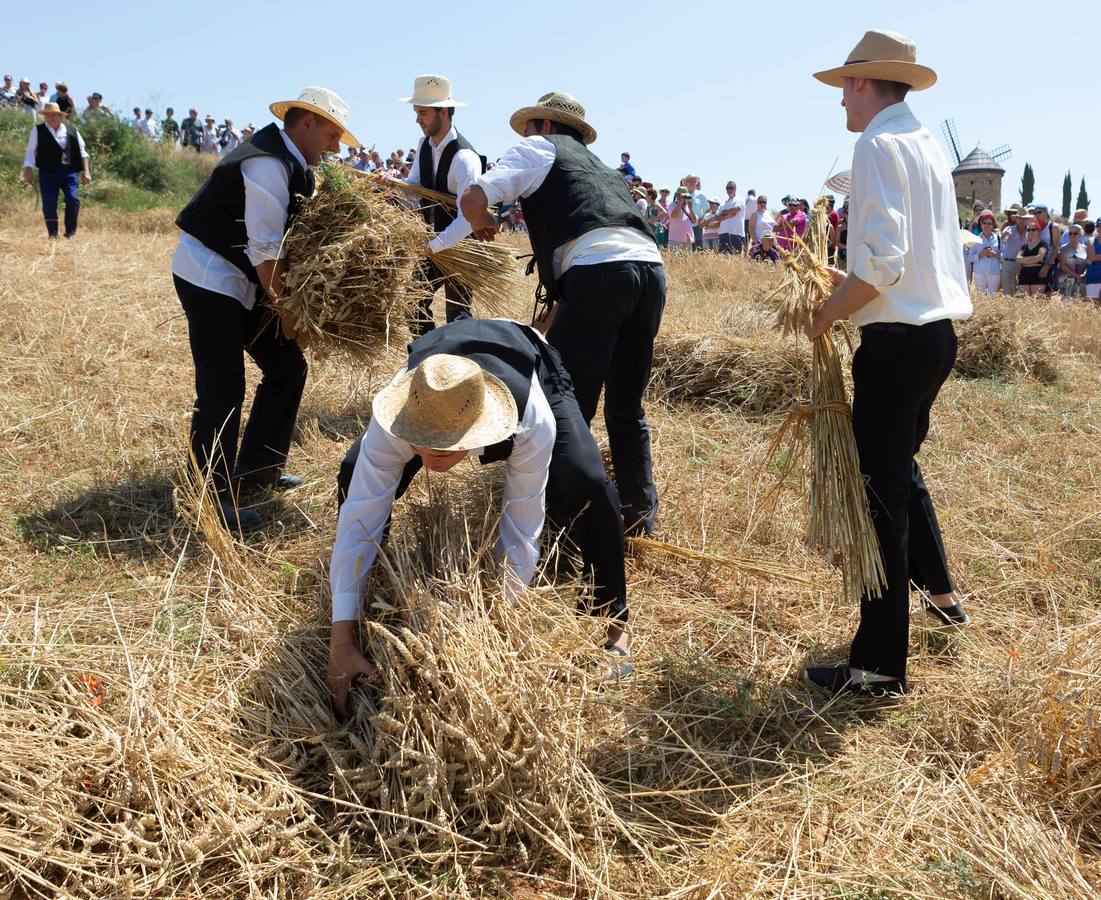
767,198,886,603
276,165,523,360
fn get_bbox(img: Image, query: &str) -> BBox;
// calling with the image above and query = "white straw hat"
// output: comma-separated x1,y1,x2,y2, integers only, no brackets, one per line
270,85,359,147
399,74,466,108
814,29,937,91
372,354,518,452
509,92,597,145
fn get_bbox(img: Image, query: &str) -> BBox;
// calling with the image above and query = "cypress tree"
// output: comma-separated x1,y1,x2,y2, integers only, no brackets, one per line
1020,163,1035,206
1062,171,1073,219
1076,177,1090,213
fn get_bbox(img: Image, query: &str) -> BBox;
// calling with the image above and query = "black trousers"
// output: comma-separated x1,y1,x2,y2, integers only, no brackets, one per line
175,275,308,500
336,343,629,623
412,259,473,337
548,259,666,537
718,233,744,254
848,319,957,682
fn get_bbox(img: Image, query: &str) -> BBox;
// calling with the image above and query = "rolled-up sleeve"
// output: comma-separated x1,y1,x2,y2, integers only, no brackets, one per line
329,417,415,622
475,137,556,207
495,376,555,592
241,156,291,266
849,137,908,289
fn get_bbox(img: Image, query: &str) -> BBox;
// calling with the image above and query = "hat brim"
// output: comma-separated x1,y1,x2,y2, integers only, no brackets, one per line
372,367,518,452
399,96,467,108
813,60,937,91
269,100,359,148
509,105,597,145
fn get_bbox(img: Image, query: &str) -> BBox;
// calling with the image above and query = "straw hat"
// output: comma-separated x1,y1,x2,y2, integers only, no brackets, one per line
270,85,359,147
814,29,937,91
399,74,465,108
372,354,518,452
40,102,65,117
509,92,597,145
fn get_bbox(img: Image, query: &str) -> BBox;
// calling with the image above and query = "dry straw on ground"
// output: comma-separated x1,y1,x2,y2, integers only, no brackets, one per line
2,204,1101,897
277,165,523,360
955,295,1060,383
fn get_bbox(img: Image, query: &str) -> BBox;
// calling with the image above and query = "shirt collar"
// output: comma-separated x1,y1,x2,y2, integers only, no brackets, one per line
46,122,66,137
864,101,912,134
278,128,308,170
430,125,458,151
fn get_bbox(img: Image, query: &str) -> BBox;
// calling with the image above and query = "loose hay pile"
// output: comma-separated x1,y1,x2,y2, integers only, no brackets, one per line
955,297,1060,384
650,332,810,413
277,165,523,360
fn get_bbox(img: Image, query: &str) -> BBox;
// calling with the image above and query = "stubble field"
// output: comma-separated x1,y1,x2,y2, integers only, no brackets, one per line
1,200,1100,898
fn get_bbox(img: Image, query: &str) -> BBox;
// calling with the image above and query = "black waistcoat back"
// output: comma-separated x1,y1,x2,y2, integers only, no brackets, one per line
417,130,485,233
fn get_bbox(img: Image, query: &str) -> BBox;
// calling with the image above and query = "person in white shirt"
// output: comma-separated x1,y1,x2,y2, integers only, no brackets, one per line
402,75,485,334
966,210,1001,293
327,318,632,718
715,181,745,253
171,87,357,532
200,116,219,154
140,108,159,142
804,30,972,699
22,102,91,238
449,92,667,539
220,119,242,153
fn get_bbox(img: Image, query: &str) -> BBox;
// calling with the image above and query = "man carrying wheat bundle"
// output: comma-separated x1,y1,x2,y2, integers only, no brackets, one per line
448,92,667,540
399,75,487,334
803,31,972,698
172,87,359,532
326,318,632,718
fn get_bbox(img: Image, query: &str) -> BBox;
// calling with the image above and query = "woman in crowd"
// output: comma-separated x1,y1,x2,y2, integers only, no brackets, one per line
1058,224,1088,297
966,200,987,234
644,187,668,249
967,210,1001,294
1085,218,1101,304
773,196,806,252
1016,221,1050,295
667,187,696,252
748,194,774,244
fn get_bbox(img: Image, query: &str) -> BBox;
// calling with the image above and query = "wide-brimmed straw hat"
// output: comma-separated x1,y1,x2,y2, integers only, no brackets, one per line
400,74,465,108
372,354,518,452
814,29,937,91
509,92,597,145
270,85,359,147
40,102,65,116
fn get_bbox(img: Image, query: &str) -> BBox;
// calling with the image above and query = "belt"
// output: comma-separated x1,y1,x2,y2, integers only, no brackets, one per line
860,321,920,335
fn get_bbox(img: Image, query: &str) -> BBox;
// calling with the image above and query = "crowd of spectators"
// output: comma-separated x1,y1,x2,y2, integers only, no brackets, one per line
964,200,1101,302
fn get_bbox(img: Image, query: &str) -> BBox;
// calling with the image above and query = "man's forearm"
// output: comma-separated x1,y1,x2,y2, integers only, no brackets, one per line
459,185,490,224
254,258,287,300
820,272,880,324
331,619,356,646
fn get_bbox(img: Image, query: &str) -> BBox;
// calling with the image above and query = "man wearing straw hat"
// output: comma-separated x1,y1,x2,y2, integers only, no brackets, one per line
172,86,358,532
400,75,487,335
327,318,632,717
803,30,972,698
21,101,91,239
445,92,666,539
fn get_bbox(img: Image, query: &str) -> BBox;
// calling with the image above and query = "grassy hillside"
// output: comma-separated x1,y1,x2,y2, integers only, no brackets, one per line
1,208,1100,897
0,108,213,213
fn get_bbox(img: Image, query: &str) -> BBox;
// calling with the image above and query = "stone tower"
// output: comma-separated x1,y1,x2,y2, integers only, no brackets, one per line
952,146,1005,211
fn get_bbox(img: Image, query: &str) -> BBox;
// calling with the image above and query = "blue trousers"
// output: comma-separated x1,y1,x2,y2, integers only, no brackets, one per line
39,169,80,237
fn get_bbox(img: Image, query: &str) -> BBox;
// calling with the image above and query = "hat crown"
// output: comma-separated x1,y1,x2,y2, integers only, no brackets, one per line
41,102,64,115
410,74,453,104
845,29,918,65
399,355,486,445
535,92,587,122
295,85,350,123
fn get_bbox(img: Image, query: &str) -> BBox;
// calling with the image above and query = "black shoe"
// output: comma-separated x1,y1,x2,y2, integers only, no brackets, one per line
218,501,263,533
236,472,303,497
922,593,970,627
804,665,906,698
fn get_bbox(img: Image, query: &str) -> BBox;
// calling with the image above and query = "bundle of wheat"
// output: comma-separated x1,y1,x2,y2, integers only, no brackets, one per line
766,199,886,604
955,298,1059,384
649,332,810,414
275,165,524,361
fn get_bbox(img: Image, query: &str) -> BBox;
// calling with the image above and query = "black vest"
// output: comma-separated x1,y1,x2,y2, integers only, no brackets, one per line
34,123,83,173
520,134,654,302
417,131,485,233
175,123,315,285
405,319,550,463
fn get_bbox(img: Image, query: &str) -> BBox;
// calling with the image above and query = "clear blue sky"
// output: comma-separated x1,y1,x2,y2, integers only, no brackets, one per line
3,1,1093,212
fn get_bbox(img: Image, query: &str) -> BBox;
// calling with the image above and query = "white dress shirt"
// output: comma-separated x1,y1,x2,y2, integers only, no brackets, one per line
23,122,89,167
330,362,556,623
846,102,971,326
717,194,744,236
405,126,481,253
439,135,660,280
171,129,308,309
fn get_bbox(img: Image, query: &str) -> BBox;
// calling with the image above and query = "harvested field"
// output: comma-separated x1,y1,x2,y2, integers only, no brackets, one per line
2,203,1101,897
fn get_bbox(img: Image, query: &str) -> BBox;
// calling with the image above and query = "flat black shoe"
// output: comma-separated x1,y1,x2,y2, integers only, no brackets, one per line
922,594,969,627
218,501,263,533
804,665,906,698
